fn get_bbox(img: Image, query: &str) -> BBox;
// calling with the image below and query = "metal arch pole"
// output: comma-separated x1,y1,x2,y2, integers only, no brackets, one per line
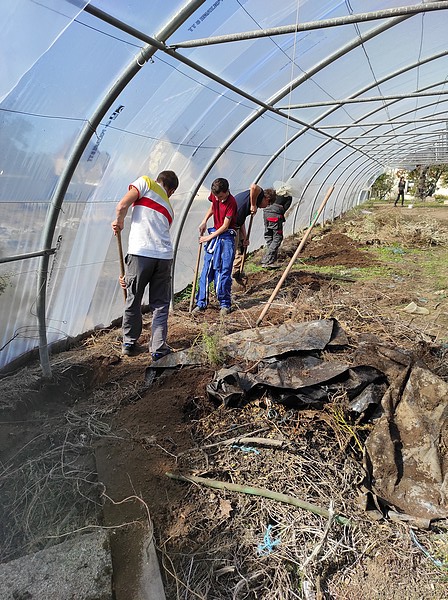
300,89,448,158
289,102,448,234
35,0,206,378
337,163,379,216
308,151,372,229
336,165,373,216
86,7,385,155
314,102,448,167
296,154,375,230
286,80,448,173
299,109,448,219
172,14,412,296
325,155,381,218
170,2,448,48
350,133,448,163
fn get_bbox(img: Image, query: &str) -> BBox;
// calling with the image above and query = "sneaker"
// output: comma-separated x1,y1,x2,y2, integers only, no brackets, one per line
220,306,231,316
192,306,206,314
151,349,172,362
121,343,146,356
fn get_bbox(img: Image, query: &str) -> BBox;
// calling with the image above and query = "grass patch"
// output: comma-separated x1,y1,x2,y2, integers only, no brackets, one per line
366,244,448,290
415,248,448,290
243,261,265,274
367,245,408,262
174,283,193,304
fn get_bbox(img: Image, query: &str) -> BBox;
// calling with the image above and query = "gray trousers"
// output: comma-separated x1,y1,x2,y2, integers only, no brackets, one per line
122,254,172,354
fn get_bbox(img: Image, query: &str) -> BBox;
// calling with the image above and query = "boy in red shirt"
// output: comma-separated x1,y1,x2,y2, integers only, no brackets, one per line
193,178,237,315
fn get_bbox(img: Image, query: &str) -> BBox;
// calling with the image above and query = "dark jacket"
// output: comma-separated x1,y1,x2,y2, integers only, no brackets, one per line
275,195,292,211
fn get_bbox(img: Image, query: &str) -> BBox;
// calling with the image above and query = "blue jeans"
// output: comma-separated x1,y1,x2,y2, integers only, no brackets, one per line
196,229,235,309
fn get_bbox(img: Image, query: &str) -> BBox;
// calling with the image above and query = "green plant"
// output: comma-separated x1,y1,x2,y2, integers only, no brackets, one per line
174,283,193,303
189,324,227,366
203,325,226,365
243,261,264,274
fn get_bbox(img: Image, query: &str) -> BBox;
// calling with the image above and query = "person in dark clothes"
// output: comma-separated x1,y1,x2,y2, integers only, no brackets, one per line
261,194,292,267
232,183,276,282
394,177,406,206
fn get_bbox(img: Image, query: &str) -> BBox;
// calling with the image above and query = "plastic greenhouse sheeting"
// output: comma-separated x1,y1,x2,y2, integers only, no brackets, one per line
1,0,448,371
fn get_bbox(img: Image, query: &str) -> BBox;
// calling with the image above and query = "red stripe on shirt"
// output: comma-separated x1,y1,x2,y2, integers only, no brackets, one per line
133,197,173,225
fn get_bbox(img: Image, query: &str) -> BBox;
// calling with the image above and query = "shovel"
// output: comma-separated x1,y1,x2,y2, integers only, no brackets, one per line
116,230,127,301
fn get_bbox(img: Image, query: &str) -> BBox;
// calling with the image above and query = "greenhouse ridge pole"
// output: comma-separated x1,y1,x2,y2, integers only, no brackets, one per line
36,0,206,378
170,2,448,48
279,88,448,109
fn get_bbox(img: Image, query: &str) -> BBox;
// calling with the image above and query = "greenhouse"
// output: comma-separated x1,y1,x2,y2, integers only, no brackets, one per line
2,0,448,372
1,2,448,599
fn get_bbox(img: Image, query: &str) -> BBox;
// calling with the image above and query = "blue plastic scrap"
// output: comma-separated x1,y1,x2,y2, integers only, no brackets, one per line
257,524,281,555
231,444,260,454
410,529,447,570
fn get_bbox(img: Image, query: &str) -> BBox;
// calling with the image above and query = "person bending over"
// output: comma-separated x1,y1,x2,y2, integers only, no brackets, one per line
232,184,276,283
111,170,179,359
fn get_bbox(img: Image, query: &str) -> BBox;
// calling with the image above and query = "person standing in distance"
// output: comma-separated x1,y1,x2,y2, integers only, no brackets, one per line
193,178,238,316
394,177,406,206
111,170,179,360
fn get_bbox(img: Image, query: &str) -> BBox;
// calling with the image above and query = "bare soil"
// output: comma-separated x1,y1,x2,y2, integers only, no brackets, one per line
1,203,447,600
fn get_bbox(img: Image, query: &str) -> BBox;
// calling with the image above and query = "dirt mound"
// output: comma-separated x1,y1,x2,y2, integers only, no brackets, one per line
282,232,378,267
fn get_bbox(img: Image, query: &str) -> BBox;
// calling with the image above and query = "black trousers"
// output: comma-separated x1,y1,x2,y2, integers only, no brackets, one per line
395,190,404,206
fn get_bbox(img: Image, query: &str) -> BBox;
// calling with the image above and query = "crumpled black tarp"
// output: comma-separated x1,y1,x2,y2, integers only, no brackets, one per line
206,355,385,409
221,318,348,361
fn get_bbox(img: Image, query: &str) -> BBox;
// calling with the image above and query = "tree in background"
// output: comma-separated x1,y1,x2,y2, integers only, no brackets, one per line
407,164,448,200
370,172,394,200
